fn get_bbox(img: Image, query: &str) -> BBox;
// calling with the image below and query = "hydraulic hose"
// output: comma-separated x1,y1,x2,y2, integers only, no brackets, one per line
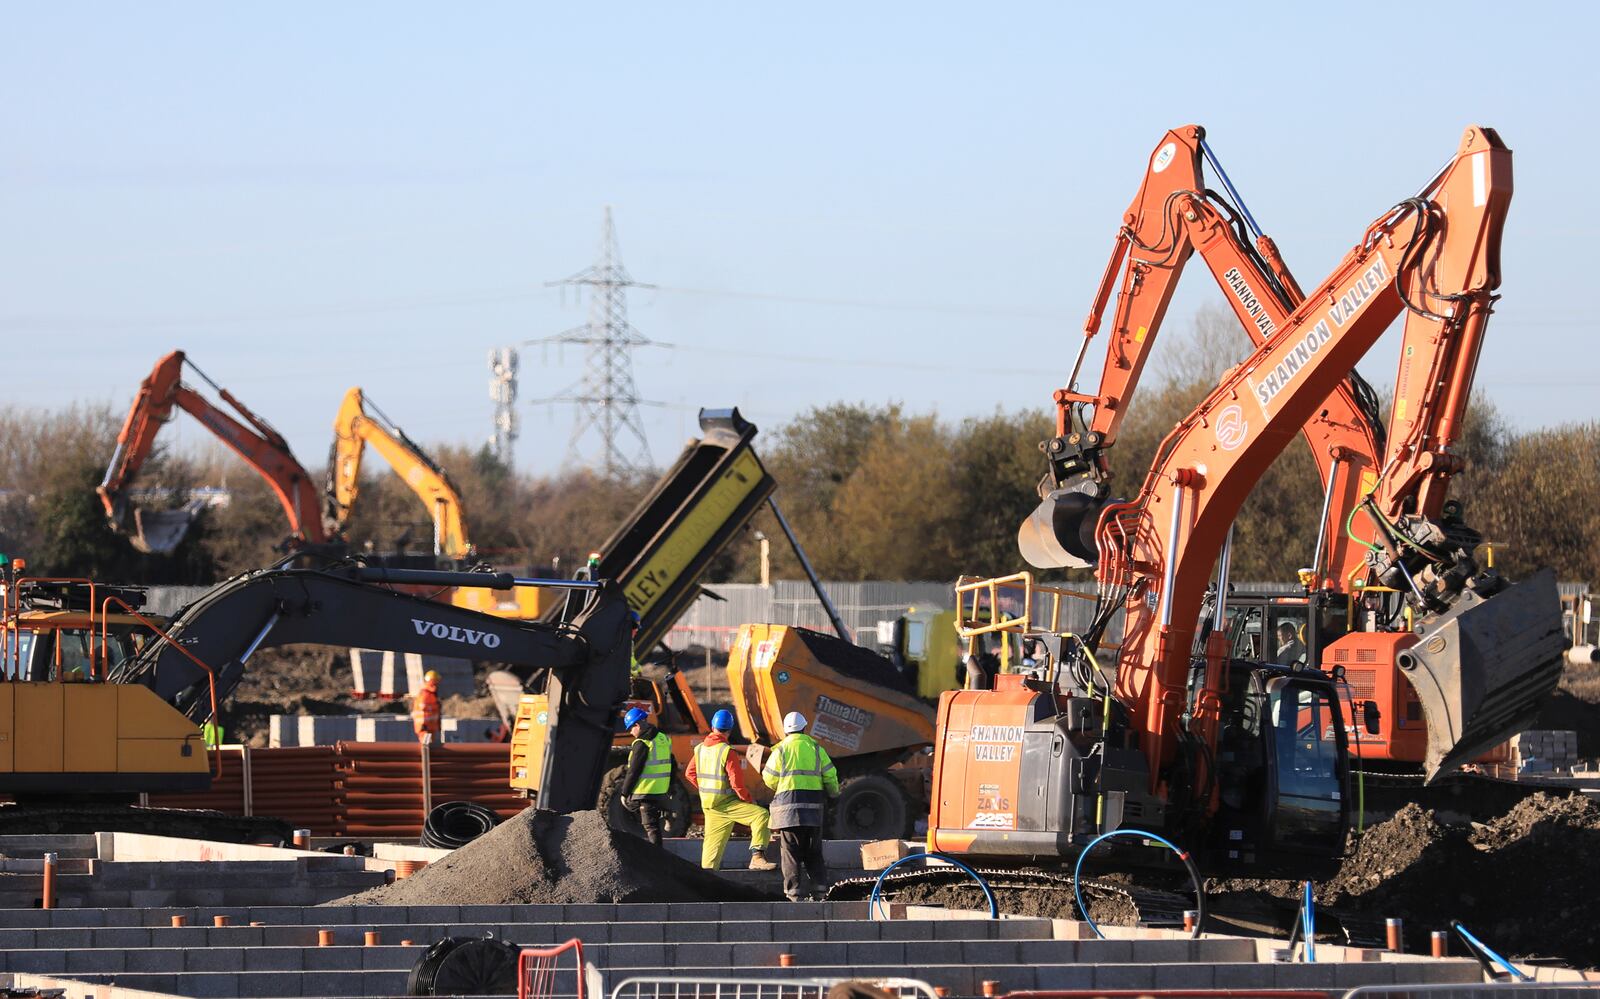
869,853,997,921
1072,829,1205,940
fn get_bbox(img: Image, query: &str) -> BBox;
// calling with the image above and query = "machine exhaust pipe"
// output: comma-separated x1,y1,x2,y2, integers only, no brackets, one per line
1400,568,1565,782
1017,479,1112,570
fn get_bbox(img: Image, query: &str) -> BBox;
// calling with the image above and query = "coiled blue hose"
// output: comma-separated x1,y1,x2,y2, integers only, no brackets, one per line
869,852,997,921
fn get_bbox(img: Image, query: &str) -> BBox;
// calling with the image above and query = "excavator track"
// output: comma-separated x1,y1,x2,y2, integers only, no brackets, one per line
827,864,1194,927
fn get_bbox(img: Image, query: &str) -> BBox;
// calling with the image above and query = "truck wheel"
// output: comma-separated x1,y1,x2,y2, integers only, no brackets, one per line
599,765,693,839
830,773,909,840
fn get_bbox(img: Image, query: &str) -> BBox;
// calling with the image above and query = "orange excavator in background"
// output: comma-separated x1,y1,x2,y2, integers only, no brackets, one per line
1017,125,1552,775
99,351,328,555
929,125,1563,879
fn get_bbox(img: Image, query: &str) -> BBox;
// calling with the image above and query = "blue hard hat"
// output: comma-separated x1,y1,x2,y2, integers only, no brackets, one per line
629,610,641,629
710,709,735,732
622,707,649,729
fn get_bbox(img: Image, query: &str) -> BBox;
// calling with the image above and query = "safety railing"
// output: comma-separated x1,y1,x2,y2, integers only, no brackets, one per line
1,576,98,679
954,573,1116,660
519,938,589,999
610,977,940,999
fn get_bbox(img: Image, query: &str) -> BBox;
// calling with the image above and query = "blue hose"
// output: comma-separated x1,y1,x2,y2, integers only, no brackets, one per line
1452,921,1530,981
869,852,997,921
1071,829,1206,940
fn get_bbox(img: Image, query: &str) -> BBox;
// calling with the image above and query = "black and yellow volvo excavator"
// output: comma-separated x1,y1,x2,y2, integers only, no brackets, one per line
0,560,634,834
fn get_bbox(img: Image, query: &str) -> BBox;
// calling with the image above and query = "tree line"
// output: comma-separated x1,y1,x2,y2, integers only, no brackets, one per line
2,314,1595,589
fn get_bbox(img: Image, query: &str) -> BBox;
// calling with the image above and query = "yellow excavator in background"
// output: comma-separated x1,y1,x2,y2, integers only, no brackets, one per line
324,387,552,620
324,387,469,560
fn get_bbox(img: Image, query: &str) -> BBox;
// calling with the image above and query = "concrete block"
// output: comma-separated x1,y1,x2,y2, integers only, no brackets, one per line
182,972,242,998
610,922,664,943
126,889,178,906
363,945,423,970
995,918,1053,940
664,921,719,942
186,947,247,972
772,919,826,942
1328,964,1400,987
125,949,185,972
33,928,91,948
5,952,66,975
605,943,668,968
960,939,1019,964
111,974,178,993
65,949,126,973
244,948,305,972
92,927,154,948
1091,964,1161,990
842,941,905,965
1034,965,1096,989
238,971,302,997
404,905,461,923
303,947,365,971
564,903,617,921
822,920,881,941
247,905,305,923
262,926,321,946
1212,962,1283,988
671,942,736,965
0,930,35,949
1153,962,1214,987
878,920,936,941
720,920,774,941
39,908,107,927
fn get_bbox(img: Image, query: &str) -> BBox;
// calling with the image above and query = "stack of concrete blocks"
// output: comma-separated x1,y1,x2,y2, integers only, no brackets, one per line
348,649,474,699
268,715,502,747
1512,729,1580,773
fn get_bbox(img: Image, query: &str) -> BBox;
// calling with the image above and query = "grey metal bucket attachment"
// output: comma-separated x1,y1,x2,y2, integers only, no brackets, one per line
1399,567,1565,782
1017,479,1108,570
129,506,200,554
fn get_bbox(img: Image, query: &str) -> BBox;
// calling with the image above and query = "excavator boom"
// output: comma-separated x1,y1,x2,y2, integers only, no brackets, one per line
111,564,632,813
323,388,470,559
99,351,326,553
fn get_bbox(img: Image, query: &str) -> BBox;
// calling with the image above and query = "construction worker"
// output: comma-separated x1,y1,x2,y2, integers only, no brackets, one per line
621,706,676,846
762,710,840,902
685,709,775,871
412,669,442,745
201,719,224,748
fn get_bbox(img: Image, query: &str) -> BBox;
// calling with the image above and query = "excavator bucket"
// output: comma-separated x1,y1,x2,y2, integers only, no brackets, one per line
128,506,199,555
1017,481,1106,570
1399,568,1565,782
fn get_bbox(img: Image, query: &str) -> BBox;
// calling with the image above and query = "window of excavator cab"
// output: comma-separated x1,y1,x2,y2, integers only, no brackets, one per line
1226,604,1265,659
3,633,30,679
52,629,96,681
1268,681,1343,843
1267,605,1311,666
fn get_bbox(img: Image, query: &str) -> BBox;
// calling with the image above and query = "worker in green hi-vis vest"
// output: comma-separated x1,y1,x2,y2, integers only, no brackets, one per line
621,706,677,846
202,719,224,748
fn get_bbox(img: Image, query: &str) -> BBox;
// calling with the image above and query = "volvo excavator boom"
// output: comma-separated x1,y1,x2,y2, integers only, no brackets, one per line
323,387,471,560
99,351,327,554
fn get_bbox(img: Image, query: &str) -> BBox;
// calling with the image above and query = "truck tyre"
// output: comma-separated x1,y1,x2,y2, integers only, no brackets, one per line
830,772,910,840
598,764,692,839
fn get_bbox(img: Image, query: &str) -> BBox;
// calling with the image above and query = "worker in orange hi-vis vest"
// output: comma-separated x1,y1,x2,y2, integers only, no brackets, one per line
412,670,442,744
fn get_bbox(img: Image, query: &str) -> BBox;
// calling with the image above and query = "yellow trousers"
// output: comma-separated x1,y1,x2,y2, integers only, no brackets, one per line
700,798,771,870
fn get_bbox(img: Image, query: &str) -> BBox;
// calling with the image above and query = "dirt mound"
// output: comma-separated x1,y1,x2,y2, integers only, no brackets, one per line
1208,794,1600,967
329,809,771,906
885,882,1138,925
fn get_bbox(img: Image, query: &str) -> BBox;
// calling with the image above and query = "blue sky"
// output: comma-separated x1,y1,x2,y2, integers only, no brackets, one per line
3,2,1595,475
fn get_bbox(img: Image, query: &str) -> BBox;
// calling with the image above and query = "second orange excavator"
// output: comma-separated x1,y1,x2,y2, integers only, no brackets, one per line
99,351,328,555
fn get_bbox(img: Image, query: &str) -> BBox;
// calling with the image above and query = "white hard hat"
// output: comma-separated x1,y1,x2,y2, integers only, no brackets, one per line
783,711,808,734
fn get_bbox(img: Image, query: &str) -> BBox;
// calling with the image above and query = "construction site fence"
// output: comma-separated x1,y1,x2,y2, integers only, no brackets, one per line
610,977,940,999
145,742,523,839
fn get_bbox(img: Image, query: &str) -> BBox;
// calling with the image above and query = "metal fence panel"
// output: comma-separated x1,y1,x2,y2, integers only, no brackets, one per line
610,976,940,999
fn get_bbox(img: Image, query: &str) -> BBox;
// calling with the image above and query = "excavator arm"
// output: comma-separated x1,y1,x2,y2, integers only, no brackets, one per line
323,387,470,559
111,564,632,813
99,351,327,554
1087,126,1556,784
1021,125,1385,592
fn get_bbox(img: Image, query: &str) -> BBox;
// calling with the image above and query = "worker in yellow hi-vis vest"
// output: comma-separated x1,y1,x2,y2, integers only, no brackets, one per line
684,710,775,871
621,706,676,846
762,711,840,902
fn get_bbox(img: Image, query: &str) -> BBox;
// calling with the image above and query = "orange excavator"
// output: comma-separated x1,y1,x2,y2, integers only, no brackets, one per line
929,125,1563,879
1018,124,1540,774
99,351,328,554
